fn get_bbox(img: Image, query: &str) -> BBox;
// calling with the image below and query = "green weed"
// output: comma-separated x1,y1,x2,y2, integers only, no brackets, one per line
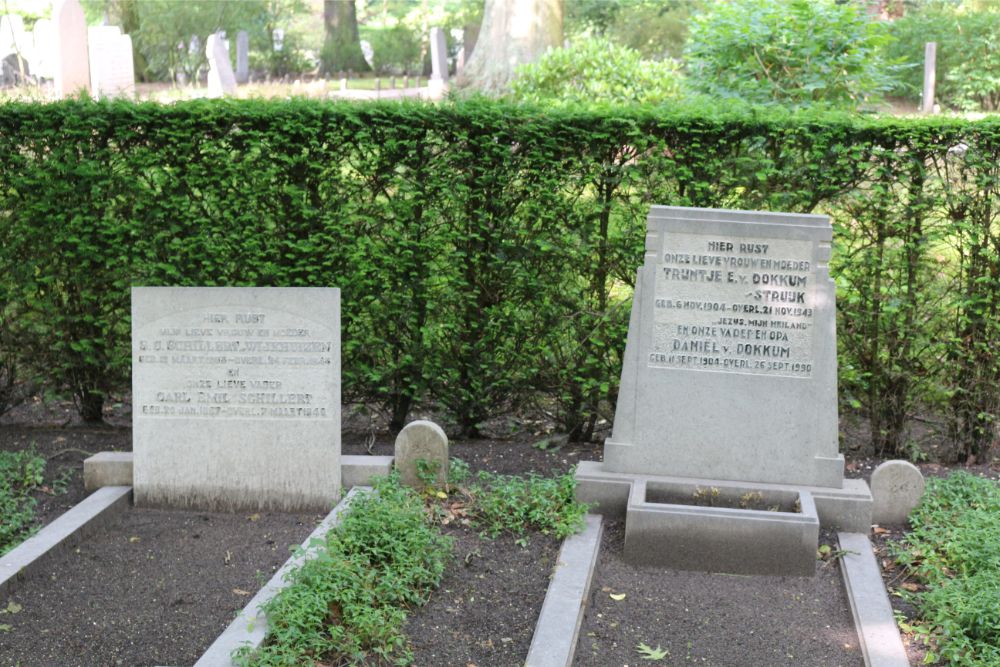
893,472,1000,665
0,448,46,555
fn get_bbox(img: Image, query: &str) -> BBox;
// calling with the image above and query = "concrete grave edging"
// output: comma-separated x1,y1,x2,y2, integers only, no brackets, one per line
838,531,910,667
525,513,604,667
0,485,132,597
194,486,371,666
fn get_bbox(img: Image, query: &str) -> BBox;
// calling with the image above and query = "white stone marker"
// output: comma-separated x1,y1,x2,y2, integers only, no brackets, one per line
394,420,449,489
32,19,56,80
53,0,90,98
605,206,843,487
235,30,249,84
206,31,236,97
132,287,341,511
871,460,925,524
88,26,135,99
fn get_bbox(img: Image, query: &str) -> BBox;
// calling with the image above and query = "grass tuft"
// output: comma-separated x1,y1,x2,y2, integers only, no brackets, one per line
0,448,46,555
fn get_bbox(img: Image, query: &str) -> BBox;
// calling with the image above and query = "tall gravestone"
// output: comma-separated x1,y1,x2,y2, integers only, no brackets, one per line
577,206,872,553
235,30,249,84
88,26,135,98
32,19,55,80
429,27,448,82
53,0,90,98
206,31,236,97
132,287,341,511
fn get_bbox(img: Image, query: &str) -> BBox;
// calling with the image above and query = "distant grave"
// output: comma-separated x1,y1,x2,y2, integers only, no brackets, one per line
132,287,341,511
577,206,872,575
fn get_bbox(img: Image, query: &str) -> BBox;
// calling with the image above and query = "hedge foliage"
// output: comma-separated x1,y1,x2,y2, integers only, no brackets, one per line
0,100,997,459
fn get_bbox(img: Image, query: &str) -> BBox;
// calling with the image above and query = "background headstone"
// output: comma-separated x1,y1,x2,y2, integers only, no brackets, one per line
605,206,843,487
31,19,56,80
235,30,249,84
871,460,925,524
394,420,449,489
53,0,90,98
88,26,135,98
429,26,448,82
132,287,341,511
206,31,236,97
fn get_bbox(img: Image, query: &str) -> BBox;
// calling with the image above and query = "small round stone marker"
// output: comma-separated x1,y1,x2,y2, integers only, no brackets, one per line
394,420,449,489
870,460,925,525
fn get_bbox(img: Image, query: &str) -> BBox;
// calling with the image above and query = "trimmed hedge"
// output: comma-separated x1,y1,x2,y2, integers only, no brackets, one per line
0,100,997,458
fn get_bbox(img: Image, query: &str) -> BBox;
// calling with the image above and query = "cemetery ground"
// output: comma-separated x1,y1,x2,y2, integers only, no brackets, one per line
0,399,998,666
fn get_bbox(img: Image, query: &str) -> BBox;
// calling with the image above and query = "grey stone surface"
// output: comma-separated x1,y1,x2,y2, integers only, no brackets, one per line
575,459,872,532
235,30,249,83
394,420,448,489
605,206,843,487
871,460,925,525
624,479,819,575
195,487,369,667
838,531,910,667
342,455,394,489
132,286,341,511
206,31,236,97
0,486,131,596
83,451,133,491
53,0,90,98
429,26,448,81
525,514,603,667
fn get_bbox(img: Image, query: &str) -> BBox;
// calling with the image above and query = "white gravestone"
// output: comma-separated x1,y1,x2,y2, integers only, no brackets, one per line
53,0,90,98
32,19,56,80
605,206,843,487
429,26,448,81
394,421,449,489
88,26,135,98
132,287,341,511
235,30,249,84
206,31,236,97
871,460,925,524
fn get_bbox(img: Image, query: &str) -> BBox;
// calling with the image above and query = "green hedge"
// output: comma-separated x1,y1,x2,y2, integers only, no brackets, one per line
0,100,997,459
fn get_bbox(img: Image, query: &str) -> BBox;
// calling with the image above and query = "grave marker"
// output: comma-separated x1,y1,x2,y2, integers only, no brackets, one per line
88,26,135,98
394,421,449,489
132,287,341,511
206,31,236,97
235,30,249,84
53,0,90,98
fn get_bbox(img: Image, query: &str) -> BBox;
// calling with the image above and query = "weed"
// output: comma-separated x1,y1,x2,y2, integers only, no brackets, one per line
738,491,763,509
463,468,588,540
692,486,721,506
0,448,47,555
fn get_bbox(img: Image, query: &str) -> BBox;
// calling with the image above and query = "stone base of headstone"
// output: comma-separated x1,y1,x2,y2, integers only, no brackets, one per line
575,460,872,575
427,77,447,99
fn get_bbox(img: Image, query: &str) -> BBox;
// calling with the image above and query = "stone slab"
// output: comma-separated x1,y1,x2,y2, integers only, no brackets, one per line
525,514,603,667
87,25,135,98
53,0,90,98
605,206,843,488
429,26,448,81
0,486,131,596
394,420,448,489
235,30,249,84
624,479,819,575
871,460,925,525
206,31,236,97
131,286,341,512
83,451,133,491
838,531,910,667
194,487,369,666
575,460,872,532
342,455,394,489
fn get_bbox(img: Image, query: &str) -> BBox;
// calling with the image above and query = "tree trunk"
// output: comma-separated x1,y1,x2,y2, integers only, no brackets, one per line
321,0,370,75
456,0,563,94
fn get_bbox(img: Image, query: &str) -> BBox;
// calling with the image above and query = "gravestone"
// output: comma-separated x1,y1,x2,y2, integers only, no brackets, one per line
52,0,90,98
394,420,449,489
132,287,341,511
235,30,249,84
429,27,448,82
206,31,236,97
31,19,56,80
576,206,872,573
87,26,135,98
871,460,925,525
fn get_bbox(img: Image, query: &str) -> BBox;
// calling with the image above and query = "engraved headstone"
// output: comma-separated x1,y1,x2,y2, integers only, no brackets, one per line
131,287,341,511
871,460,925,524
429,26,448,81
88,26,135,98
235,30,249,84
53,0,90,98
605,206,842,487
394,420,449,489
206,31,236,97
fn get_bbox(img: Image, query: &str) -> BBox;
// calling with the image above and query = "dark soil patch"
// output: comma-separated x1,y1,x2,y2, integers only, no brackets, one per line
576,522,864,667
0,506,320,667
404,526,561,666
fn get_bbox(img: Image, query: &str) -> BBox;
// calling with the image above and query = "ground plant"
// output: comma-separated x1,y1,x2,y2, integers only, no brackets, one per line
0,449,46,555
894,472,1000,666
